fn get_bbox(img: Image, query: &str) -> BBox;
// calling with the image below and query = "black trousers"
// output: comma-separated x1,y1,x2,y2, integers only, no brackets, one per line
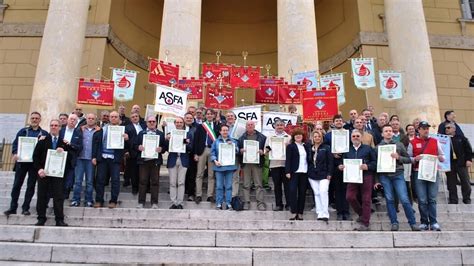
446,165,472,203
185,157,197,196
124,157,139,192
288,173,308,214
10,162,37,212
36,176,64,222
334,170,349,215
271,167,289,207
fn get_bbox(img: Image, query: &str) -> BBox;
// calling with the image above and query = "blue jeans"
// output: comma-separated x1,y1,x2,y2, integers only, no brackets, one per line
96,159,121,204
215,170,234,206
63,167,75,199
380,173,416,225
73,159,95,203
414,171,439,225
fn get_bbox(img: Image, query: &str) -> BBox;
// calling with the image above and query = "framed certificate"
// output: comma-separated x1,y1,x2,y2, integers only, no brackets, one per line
331,129,349,153
230,118,247,139
403,163,412,182
377,144,396,173
343,159,363,183
269,137,285,160
44,149,68,178
219,143,235,166
417,154,438,183
142,134,160,159
169,129,186,153
106,125,125,149
243,140,260,164
17,137,37,162
163,117,176,135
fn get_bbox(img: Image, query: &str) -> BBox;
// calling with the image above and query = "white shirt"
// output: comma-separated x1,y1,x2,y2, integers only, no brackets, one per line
133,123,142,135
63,126,74,142
296,143,308,173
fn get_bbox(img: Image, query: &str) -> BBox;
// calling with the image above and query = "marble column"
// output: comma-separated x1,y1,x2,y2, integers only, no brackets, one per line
277,0,319,81
385,0,441,127
159,0,202,77
30,0,90,128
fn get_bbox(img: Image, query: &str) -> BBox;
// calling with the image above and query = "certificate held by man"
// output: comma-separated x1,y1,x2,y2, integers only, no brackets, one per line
377,144,396,173
169,129,186,153
243,140,260,164
230,118,247,139
106,125,125,149
142,134,160,159
219,143,235,166
418,154,438,182
331,129,349,153
269,137,285,160
17,136,38,162
343,159,363,183
44,149,68,178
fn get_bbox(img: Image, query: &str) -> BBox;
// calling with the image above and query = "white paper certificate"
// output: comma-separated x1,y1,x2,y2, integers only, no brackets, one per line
269,137,285,160
142,134,160,159
169,129,186,153
219,143,235,166
343,159,363,183
44,149,68,178
163,117,176,135
243,140,260,164
403,164,412,182
106,125,125,149
230,118,247,139
331,129,349,153
417,154,438,183
377,144,396,173
17,137,37,162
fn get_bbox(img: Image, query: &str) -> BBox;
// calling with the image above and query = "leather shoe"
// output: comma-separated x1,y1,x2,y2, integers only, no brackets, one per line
207,196,215,202
273,205,284,211
56,221,68,227
35,220,46,226
4,209,17,216
289,215,298,221
195,196,202,204
22,210,31,216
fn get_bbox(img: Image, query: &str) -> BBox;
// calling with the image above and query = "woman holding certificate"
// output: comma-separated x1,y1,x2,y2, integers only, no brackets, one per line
285,128,311,220
308,131,333,221
210,125,239,210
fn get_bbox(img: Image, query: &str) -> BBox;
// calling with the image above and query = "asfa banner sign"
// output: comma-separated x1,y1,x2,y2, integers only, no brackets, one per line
148,59,179,86
177,77,203,100
351,58,376,89
261,112,298,137
230,66,260,89
154,85,188,117
112,68,137,102
302,89,338,122
320,73,346,106
232,105,262,132
293,70,319,91
77,78,114,106
379,70,403,101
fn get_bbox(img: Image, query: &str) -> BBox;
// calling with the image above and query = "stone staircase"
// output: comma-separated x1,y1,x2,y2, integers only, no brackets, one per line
0,170,473,265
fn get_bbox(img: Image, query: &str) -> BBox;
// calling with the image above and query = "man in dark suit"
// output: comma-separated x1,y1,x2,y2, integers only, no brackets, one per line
124,112,146,193
59,114,83,199
193,108,220,203
33,119,68,226
92,111,129,208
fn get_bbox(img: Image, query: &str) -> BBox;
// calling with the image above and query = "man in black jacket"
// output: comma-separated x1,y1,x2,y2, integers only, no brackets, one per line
124,111,146,193
445,122,472,204
59,114,83,199
33,119,68,226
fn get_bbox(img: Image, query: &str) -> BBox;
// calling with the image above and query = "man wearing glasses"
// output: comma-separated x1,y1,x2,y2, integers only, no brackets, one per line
445,122,472,204
4,112,48,216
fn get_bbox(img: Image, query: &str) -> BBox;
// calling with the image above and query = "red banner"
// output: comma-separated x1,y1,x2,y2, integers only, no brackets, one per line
205,84,234,109
202,63,231,84
77,79,114,106
230,66,260,89
255,77,284,104
284,124,309,139
178,77,203,99
279,83,303,104
302,89,338,122
148,59,179,86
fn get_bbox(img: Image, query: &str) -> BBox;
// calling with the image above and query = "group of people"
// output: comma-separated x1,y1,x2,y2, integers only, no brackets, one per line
3,103,472,231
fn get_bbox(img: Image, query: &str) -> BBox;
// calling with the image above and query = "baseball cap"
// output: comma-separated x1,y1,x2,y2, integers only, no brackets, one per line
419,121,431,128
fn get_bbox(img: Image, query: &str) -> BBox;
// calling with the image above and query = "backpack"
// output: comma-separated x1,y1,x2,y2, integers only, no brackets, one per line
231,196,244,211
